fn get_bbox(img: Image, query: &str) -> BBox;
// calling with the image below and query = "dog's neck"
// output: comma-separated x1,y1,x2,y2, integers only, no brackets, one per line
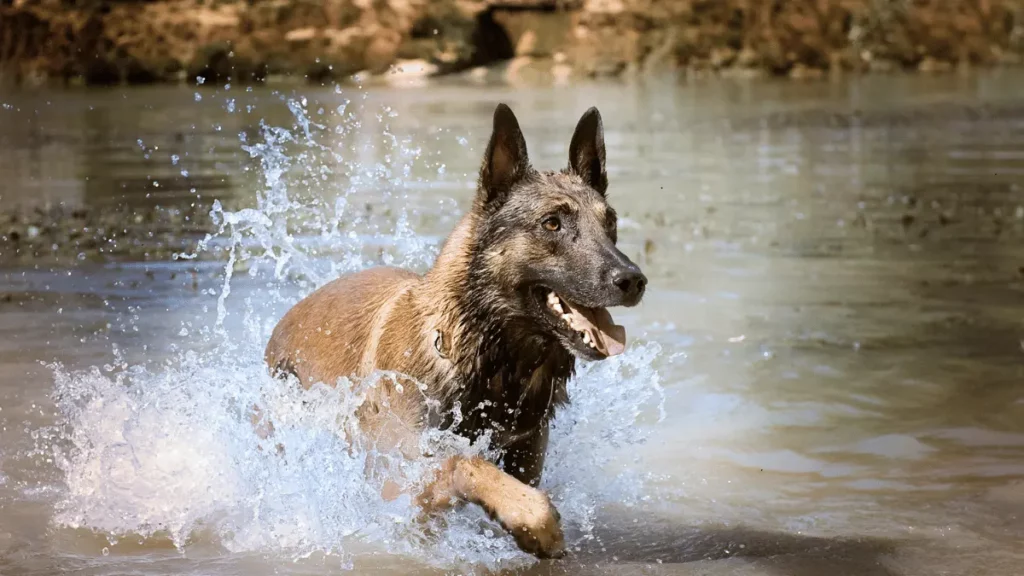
421,212,572,443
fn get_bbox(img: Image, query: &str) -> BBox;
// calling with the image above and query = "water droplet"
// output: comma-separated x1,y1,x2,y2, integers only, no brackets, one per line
195,76,205,85
457,136,468,147
194,93,203,102
101,547,109,556
171,154,179,165
181,169,189,178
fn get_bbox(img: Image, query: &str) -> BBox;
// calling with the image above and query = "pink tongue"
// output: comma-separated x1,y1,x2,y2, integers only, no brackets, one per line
565,302,626,357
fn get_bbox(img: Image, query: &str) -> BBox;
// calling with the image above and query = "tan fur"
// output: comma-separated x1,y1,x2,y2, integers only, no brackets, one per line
264,212,565,557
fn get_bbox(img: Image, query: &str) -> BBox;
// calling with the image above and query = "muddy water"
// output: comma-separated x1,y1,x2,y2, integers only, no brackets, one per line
2,71,1024,576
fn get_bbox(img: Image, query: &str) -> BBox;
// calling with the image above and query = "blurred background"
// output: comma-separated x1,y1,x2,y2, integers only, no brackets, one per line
1,2,1024,576
1,0,1024,86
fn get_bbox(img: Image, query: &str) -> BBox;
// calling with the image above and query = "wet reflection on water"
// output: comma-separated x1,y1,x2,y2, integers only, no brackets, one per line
1,71,1024,574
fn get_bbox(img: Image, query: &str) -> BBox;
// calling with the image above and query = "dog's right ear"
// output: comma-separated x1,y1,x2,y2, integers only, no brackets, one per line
478,103,529,210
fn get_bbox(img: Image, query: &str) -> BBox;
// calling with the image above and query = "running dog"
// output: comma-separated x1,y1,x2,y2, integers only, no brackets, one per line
263,103,646,558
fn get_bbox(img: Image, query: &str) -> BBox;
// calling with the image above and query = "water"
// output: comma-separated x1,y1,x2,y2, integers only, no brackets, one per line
2,71,1024,575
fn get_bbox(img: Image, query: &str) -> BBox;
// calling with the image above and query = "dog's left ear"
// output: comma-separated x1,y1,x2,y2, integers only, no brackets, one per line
478,103,530,210
568,107,608,195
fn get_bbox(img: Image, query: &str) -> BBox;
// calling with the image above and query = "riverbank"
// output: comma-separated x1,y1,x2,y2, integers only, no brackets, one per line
2,0,1023,86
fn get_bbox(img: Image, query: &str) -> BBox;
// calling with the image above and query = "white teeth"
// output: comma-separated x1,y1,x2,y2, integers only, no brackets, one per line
547,292,565,314
549,294,594,349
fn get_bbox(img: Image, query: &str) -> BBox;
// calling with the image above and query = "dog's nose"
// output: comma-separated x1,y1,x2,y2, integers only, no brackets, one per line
611,267,646,303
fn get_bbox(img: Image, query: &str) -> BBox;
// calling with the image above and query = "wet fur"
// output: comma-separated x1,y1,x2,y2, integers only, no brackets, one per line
263,104,643,558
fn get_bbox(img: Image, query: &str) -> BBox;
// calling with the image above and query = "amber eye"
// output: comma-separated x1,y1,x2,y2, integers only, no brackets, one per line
542,216,561,232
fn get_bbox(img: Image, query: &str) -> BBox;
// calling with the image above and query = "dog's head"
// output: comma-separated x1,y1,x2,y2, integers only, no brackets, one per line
471,103,646,361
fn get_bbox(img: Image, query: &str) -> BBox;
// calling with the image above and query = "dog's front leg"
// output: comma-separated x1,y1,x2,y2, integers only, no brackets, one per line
418,456,565,559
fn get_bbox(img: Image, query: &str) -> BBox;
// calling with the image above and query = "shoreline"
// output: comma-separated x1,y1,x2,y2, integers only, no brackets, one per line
2,0,1022,87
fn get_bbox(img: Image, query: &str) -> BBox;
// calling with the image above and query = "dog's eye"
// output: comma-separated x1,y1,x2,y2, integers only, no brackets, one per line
542,216,561,232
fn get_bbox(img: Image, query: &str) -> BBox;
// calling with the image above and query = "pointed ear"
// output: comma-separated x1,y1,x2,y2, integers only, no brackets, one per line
478,103,530,209
568,106,607,195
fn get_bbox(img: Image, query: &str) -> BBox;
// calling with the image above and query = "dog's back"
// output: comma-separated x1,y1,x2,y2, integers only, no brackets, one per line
264,266,421,388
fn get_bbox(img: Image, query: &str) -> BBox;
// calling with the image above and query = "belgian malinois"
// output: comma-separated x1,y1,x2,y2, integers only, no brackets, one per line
262,103,647,558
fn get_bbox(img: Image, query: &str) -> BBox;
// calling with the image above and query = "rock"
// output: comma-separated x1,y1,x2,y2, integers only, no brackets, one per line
709,46,736,69
489,55,577,85
788,63,824,80
868,57,898,73
377,58,439,87
552,61,573,84
736,47,760,68
492,9,572,58
284,27,318,43
918,56,952,73
390,58,438,77
364,31,402,75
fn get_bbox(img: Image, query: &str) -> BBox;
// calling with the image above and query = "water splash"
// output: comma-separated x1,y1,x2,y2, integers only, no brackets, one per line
41,94,666,571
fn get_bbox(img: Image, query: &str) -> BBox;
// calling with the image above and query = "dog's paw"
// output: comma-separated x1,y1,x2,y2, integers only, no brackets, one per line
498,488,565,559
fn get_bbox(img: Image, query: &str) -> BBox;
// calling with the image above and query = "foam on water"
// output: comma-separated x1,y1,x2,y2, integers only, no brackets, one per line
39,95,666,571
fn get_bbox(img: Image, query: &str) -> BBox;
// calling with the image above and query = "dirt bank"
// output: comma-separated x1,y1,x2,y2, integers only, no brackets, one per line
1,0,1023,86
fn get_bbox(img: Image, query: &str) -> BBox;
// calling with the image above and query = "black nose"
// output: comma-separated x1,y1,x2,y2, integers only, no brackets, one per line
611,267,647,303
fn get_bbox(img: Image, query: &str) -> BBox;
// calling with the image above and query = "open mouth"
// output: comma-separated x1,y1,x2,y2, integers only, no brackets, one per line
544,291,626,357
